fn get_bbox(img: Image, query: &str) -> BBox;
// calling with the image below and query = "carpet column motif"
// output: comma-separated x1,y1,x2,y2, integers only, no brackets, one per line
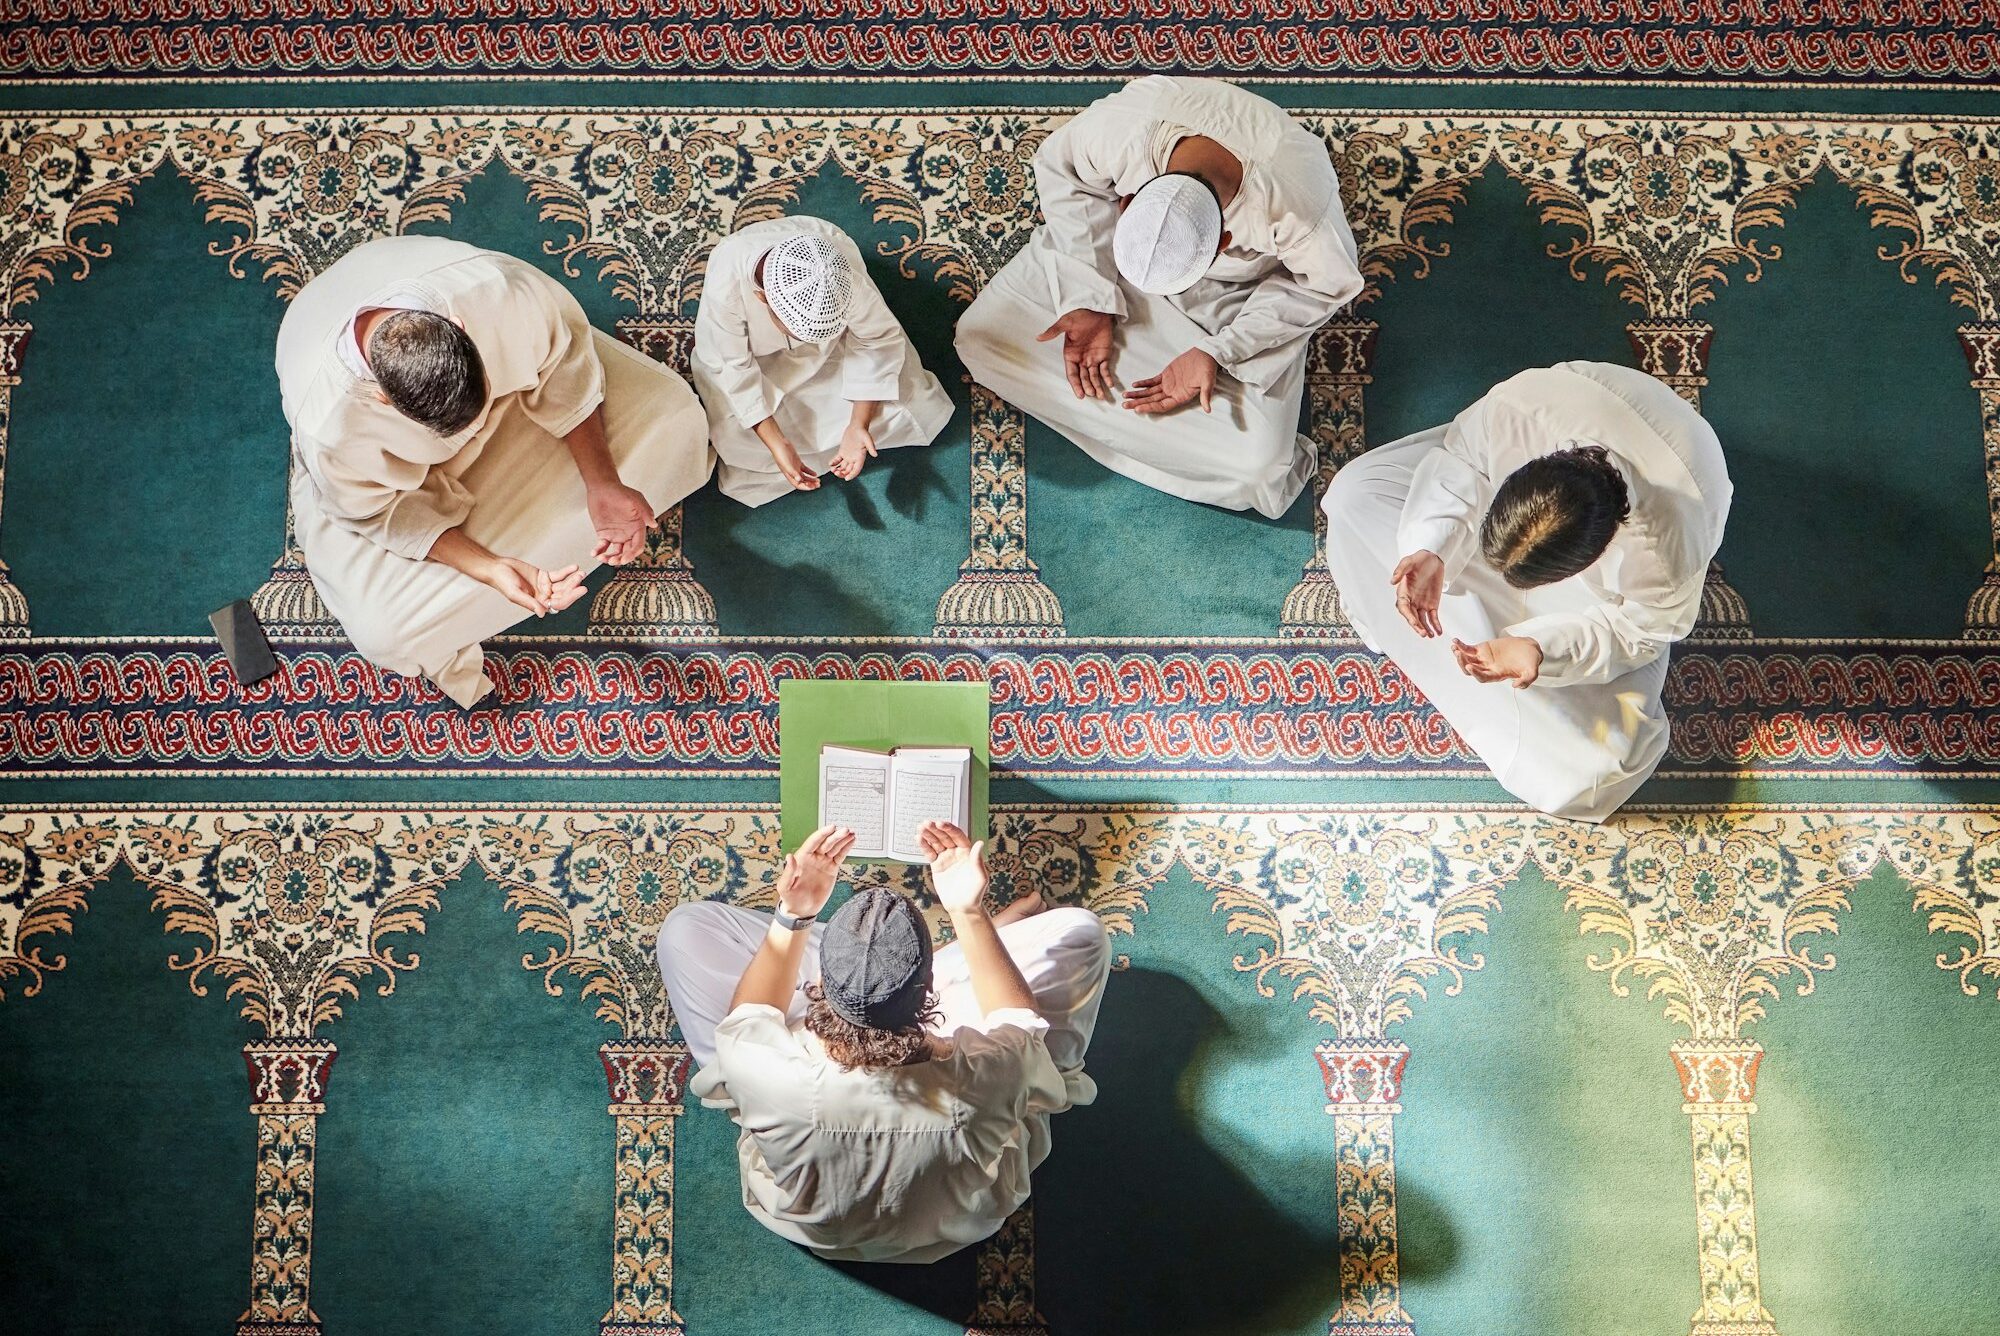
1281,319,1377,637
600,1039,693,1336
1493,120,1821,642
476,812,789,1336
593,318,720,637
0,324,30,635
0,118,175,639
1819,125,2000,637
1319,1038,1415,1336
1669,1040,1775,1335
964,1203,1048,1336
1880,812,2000,998
1184,811,1523,1336
251,495,339,635
118,812,466,1336
1531,813,1878,1336
1956,324,2000,637
239,1038,338,1336
933,384,1065,637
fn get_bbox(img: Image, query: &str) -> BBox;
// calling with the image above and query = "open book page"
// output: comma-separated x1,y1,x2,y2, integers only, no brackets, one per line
887,749,971,862
818,746,893,860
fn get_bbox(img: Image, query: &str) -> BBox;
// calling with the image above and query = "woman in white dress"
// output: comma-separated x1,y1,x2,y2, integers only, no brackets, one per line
692,217,954,505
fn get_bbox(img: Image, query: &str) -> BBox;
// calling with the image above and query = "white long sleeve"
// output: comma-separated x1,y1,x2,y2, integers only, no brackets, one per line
1393,362,1729,690
1030,111,1135,321
692,254,776,430
835,237,906,402
1192,199,1362,389
1508,572,1704,688
1395,402,1498,586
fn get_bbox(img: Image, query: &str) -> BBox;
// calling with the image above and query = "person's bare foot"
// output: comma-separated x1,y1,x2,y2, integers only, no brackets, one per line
991,890,1047,927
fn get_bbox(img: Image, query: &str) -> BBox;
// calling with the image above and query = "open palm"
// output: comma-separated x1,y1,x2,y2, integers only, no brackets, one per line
920,821,988,914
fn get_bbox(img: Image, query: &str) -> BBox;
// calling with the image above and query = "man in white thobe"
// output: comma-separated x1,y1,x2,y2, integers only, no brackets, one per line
956,75,1364,517
1322,361,1732,821
277,235,714,706
693,216,953,505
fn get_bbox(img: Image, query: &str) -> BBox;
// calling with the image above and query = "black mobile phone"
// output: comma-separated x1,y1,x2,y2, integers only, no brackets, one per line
208,600,280,686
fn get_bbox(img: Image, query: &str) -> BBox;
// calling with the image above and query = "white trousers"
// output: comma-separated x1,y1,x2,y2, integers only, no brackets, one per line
296,331,715,707
657,900,1113,1073
694,341,955,508
956,241,1312,518
1323,427,1671,822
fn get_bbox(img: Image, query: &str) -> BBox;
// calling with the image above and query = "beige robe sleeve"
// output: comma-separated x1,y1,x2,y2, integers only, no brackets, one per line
305,425,475,562
497,256,606,439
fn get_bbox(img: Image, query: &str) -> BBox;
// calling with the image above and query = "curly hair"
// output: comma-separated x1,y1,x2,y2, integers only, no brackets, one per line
1480,444,1631,589
802,982,943,1072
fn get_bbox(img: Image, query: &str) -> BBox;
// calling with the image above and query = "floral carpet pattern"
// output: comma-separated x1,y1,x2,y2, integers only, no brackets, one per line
2,30,1998,1336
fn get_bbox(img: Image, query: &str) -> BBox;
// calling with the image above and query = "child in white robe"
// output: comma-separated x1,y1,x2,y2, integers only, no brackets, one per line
692,217,954,506
1322,361,1732,821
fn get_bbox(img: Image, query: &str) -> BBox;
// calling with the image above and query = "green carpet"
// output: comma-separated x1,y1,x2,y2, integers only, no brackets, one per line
3,64,1999,1336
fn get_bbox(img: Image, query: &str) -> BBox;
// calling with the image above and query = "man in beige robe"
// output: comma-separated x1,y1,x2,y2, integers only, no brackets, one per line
277,235,714,705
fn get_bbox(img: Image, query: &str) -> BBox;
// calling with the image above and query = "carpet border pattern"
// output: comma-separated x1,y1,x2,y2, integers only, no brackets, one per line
1,2,1996,87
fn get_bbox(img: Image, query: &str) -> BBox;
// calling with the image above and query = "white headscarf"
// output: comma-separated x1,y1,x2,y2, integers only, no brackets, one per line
1113,173,1223,296
762,233,854,342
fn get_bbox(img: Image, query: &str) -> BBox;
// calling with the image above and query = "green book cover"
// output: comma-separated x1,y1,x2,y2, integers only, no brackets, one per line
777,679,991,856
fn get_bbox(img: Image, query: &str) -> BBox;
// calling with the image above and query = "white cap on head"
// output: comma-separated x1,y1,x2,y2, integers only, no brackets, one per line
1114,174,1223,296
763,233,853,341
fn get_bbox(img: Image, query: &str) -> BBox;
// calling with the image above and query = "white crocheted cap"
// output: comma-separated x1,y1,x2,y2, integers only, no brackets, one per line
1114,173,1223,296
762,233,854,341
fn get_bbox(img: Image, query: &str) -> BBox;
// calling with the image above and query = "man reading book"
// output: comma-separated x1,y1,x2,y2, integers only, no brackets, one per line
654,821,1112,1263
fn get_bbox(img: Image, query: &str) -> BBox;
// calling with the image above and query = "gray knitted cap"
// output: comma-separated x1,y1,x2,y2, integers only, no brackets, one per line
819,889,934,1030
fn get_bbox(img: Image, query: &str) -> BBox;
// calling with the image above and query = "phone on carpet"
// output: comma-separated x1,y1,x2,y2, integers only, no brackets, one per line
208,599,280,686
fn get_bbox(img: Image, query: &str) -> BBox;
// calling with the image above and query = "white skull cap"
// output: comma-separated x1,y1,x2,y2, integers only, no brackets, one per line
1113,173,1223,296
763,232,854,342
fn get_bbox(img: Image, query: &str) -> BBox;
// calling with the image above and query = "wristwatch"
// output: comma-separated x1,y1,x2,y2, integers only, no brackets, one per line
773,907,818,932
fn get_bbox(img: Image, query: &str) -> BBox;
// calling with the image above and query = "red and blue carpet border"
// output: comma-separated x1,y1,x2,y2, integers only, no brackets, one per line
1,0,1994,86
5,638,1998,778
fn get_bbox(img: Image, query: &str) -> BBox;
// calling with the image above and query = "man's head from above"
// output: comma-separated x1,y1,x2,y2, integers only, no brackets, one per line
756,233,855,343
1482,444,1632,589
808,888,937,1071
368,310,488,437
1114,172,1228,296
